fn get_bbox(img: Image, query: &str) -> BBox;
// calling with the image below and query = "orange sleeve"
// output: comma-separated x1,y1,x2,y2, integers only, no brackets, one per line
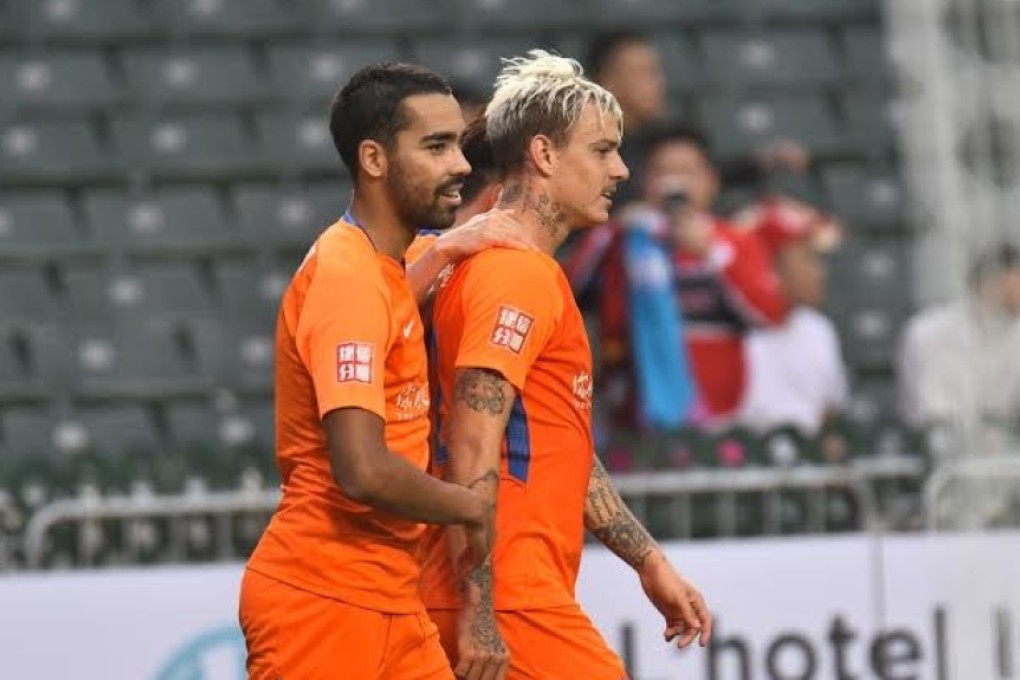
454,251,561,390
405,233,439,267
295,255,391,420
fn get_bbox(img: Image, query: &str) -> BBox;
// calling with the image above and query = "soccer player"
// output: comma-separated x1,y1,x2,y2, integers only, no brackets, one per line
420,51,714,680
239,62,517,680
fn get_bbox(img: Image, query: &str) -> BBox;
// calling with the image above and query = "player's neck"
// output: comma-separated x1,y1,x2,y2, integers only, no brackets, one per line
495,175,570,255
346,190,416,261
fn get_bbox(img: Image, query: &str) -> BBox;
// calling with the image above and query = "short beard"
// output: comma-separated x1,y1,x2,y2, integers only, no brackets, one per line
386,168,458,232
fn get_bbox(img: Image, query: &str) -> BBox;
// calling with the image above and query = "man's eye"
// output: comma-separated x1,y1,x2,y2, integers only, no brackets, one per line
428,143,445,152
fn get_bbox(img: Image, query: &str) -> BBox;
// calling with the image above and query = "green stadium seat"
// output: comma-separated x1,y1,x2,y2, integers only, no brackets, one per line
822,164,907,229
111,112,255,179
121,47,266,107
268,42,401,104
13,0,155,42
700,95,848,157
297,0,444,32
0,52,120,112
150,0,300,38
214,259,290,327
411,37,541,91
188,319,275,395
0,268,58,327
0,119,113,183
255,109,342,176
67,321,209,400
62,262,217,323
701,29,841,87
450,0,582,29
84,187,239,256
233,181,346,252
164,397,275,489
0,191,92,259
728,0,879,21
842,92,900,156
842,26,894,83
591,0,725,22
653,33,706,94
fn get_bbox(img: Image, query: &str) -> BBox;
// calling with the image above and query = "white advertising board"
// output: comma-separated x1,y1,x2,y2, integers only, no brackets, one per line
0,532,1017,680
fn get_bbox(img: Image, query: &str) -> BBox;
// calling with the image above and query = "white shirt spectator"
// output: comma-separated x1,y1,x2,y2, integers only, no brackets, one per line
898,300,1020,447
740,307,848,434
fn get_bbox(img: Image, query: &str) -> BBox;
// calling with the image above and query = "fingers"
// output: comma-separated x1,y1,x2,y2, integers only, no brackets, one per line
670,592,703,649
691,592,713,647
455,652,509,680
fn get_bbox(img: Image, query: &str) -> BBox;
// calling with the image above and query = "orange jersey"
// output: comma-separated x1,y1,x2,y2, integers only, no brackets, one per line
419,248,595,610
405,232,439,265
246,220,432,614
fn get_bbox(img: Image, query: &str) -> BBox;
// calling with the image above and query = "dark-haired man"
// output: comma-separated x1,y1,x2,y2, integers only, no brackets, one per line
239,62,517,680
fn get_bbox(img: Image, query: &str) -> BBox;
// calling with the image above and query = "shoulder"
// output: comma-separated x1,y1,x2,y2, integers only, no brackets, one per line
311,222,386,289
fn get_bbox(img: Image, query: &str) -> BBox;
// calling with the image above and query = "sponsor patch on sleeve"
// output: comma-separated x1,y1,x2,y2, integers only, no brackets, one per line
336,342,373,383
489,306,534,354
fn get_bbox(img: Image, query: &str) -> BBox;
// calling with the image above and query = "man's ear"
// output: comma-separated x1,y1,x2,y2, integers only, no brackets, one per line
526,135,557,178
358,140,388,179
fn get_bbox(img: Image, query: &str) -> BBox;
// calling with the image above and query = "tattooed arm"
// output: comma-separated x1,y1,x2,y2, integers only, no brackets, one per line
584,457,714,648
444,367,514,677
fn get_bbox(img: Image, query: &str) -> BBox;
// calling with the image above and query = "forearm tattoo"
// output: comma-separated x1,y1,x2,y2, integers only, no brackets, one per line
467,469,499,491
454,368,509,416
585,458,655,570
463,562,505,652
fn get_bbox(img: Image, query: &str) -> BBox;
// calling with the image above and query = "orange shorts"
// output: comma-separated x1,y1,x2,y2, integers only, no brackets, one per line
240,569,454,680
428,605,627,680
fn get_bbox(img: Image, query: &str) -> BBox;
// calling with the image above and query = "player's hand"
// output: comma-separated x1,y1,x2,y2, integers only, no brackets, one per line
459,494,496,572
638,551,712,649
455,565,510,680
435,209,534,263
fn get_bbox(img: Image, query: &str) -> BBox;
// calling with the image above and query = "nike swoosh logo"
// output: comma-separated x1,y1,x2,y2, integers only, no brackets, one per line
403,321,414,338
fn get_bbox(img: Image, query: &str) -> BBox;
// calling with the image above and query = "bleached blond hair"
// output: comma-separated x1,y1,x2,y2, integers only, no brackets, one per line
484,49,623,175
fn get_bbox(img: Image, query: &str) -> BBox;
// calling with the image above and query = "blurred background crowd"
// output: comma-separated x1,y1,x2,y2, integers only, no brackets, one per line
0,0,1018,569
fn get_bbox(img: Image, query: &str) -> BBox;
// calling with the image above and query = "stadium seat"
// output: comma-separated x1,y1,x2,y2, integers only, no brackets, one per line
0,268,58,327
233,181,346,252
726,0,879,21
84,187,239,256
700,95,848,157
653,33,706,94
822,164,907,229
164,397,275,489
827,237,912,369
13,0,155,42
411,37,542,91
214,259,290,327
150,0,300,38
842,92,900,156
843,27,894,83
0,191,91,259
701,29,842,87
267,42,401,104
591,0,724,23
0,51,120,112
66,321,209,400
296,0,445,32
446,0,582,30
0,119,113,183
62,262,217,323
121,47,266,107
188,319,275,395
0,328,33,401
255,108,342,176
110,112,254,179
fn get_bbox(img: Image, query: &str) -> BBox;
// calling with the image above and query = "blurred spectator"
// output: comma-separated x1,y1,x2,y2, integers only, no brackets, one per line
586,30,810,205
734,198,848,435
898,242,1020,452
566,121,789,427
